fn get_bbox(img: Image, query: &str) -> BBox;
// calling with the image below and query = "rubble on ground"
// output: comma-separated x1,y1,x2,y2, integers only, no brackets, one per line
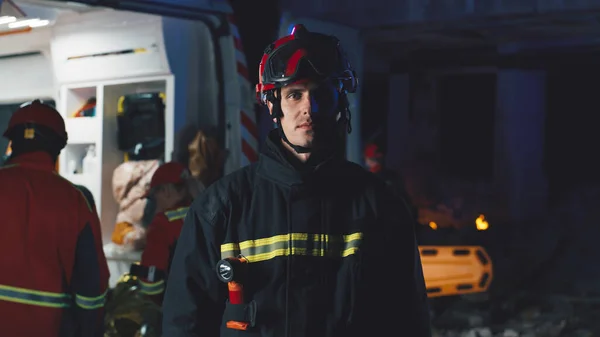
431,292,600,337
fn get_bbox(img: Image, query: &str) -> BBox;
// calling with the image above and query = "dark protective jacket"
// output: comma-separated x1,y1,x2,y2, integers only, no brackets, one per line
0,152,109,337
162,131,432,337
138,203,190,299
373,168,418,224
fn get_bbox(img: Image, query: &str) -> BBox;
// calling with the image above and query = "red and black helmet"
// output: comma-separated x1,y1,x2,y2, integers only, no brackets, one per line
3,100,67,147
256,24,358,105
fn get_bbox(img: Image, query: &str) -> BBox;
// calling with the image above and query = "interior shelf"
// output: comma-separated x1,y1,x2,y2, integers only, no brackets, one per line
63,143,96,174
58,76,174,244
64,86,97,118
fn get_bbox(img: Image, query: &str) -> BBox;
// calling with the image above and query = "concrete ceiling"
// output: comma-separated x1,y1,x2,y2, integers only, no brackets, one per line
364,10,600,59
281,0,600,69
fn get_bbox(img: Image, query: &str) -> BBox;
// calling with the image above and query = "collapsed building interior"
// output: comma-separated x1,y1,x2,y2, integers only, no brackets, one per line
346,3,600,336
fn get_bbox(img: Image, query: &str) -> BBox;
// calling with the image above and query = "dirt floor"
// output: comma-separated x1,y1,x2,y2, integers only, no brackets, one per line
431,292,600,337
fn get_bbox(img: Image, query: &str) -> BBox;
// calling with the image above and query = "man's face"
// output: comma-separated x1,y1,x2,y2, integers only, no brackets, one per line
269,80,340,149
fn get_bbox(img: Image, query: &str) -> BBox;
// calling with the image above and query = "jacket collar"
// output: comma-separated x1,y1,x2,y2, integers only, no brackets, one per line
7,151,56,172
257,129,345,187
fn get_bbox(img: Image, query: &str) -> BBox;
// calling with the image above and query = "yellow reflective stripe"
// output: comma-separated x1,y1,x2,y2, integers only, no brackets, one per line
139,280,165,296
0,284,71,309
75,290,107,309
221,232,363,262
165,207,189,222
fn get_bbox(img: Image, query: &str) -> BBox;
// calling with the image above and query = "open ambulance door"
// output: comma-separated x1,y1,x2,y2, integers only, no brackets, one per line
49,0,257,173
278,13,364,164
1,0,257,287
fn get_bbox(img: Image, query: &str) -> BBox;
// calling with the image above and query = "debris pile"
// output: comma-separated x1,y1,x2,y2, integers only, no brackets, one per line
431,293,600,337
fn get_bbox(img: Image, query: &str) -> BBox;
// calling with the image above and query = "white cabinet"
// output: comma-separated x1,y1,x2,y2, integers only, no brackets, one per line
58,75,174,243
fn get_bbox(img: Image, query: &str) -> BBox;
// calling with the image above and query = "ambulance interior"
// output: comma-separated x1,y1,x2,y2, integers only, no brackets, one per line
0,0,234,287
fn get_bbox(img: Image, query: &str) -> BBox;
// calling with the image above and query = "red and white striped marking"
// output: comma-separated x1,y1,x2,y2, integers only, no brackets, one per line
227,13,259,167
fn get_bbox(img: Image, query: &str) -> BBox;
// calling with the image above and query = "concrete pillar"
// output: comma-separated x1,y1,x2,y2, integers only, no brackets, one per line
386,74,410,171
494,69,548,222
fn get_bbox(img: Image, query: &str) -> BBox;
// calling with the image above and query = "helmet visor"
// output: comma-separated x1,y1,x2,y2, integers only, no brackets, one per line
263,35,357,92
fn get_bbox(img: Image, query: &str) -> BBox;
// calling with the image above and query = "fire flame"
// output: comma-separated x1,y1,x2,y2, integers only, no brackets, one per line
429,221,438,230
475,214,489,231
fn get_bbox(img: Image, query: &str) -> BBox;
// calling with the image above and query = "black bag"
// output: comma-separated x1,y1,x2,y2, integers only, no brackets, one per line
117,93,165,160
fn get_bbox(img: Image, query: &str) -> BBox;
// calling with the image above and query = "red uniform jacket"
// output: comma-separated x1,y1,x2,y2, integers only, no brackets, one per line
0,152,109,337
139,203,190,299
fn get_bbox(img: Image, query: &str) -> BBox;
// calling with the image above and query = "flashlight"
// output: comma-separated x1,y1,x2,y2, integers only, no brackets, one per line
216,256,250,330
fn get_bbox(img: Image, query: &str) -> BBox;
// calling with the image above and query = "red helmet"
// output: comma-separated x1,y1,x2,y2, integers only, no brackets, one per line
149,162,190,189
3,100,67,146
256,24,358,105
143,161,191,198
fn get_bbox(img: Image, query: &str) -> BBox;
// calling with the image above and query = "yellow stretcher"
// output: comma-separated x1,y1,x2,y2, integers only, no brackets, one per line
420,246,493,298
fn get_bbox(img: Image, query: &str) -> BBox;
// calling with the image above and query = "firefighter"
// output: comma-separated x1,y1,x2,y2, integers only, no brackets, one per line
133,162,193,302
0,100,109,337
162,25,432,337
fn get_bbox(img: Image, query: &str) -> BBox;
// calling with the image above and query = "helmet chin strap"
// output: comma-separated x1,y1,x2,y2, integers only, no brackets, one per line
279,124,313,153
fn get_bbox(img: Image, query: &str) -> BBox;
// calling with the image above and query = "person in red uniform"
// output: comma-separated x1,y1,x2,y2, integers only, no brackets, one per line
0,100,109,337
133,162,193,302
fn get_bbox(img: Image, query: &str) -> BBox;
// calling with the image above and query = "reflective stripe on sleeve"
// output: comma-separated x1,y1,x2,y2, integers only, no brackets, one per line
75,290,107,309
165,207,189,222
139,279,165,296
0,284,71,308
